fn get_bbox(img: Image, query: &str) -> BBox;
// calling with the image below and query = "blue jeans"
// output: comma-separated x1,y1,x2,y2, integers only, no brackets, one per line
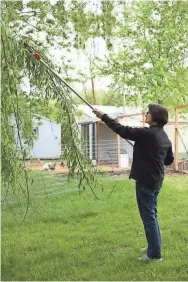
136,182,162,259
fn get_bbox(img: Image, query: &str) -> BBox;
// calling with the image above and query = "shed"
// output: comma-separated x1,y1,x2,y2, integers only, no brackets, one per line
79,113,143,167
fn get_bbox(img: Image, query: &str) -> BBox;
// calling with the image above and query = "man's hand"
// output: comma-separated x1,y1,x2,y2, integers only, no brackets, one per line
93,109,105,119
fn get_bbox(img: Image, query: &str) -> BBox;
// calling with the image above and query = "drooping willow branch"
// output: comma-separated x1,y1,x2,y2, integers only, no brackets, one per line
46,70,99,199
1,29,100,218
1,34,32,221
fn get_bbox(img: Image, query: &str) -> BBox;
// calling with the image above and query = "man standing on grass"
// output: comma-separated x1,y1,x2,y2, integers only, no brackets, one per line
94,104,174,261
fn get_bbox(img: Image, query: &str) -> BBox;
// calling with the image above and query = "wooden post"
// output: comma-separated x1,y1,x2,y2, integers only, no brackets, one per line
142,112,145,127
174,107,179,170
89,124,92,160
97,121,100,165
117,134,120,168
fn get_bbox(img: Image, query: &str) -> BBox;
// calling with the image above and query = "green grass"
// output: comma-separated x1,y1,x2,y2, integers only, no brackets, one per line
2,173,188,281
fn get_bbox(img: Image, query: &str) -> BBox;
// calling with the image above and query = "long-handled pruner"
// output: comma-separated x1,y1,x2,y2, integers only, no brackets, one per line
23,42,133,147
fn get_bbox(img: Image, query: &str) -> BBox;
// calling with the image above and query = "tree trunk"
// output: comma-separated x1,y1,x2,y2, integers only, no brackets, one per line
91,76,96,104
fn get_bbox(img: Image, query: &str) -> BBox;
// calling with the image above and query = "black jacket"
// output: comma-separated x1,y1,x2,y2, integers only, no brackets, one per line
102,114,174,188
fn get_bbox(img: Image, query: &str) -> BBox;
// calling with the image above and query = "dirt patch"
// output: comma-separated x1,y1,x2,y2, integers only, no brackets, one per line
26,162,69,174
27,161,188,177
98,169,131,177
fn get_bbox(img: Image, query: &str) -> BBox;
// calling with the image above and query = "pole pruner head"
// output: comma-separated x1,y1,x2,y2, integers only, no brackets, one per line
23,41,41,60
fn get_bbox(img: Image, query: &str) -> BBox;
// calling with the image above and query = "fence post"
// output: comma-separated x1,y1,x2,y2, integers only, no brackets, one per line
97,121,100,165
89,124,93,160
174,107,179,170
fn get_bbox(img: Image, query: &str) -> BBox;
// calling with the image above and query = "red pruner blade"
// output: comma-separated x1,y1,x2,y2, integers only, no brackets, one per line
23,42,41,60
33,52,41,60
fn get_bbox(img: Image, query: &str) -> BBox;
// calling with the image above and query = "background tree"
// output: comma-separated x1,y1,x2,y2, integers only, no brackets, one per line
102,0,188,106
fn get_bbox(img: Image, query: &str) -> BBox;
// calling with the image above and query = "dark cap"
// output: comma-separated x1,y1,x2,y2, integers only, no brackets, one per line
148,104,169,126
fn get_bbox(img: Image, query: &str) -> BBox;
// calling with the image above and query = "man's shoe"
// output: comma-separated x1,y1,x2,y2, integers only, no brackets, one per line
138,254,163,261
141,247,147,253
138,254,151,261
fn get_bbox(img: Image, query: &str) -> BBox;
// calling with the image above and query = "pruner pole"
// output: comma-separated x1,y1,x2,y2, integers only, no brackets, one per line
23,42,95,111
23,42,133,147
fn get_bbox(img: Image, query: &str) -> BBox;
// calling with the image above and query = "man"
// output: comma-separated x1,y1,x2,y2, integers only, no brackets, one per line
94,104,174,261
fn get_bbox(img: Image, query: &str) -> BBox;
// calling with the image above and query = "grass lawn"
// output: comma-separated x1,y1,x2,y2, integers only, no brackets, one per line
2,173,188,281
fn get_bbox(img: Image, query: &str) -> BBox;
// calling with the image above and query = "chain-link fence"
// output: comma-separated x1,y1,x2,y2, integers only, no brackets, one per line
82,138,133,167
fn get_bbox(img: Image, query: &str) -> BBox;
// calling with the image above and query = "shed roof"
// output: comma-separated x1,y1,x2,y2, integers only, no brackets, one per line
33,114,60,125
77,104,188,124
79,111,129,124
78,105,143,125
77,104,142,119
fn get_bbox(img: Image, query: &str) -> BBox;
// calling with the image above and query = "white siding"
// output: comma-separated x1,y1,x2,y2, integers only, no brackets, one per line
31,118,61,159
